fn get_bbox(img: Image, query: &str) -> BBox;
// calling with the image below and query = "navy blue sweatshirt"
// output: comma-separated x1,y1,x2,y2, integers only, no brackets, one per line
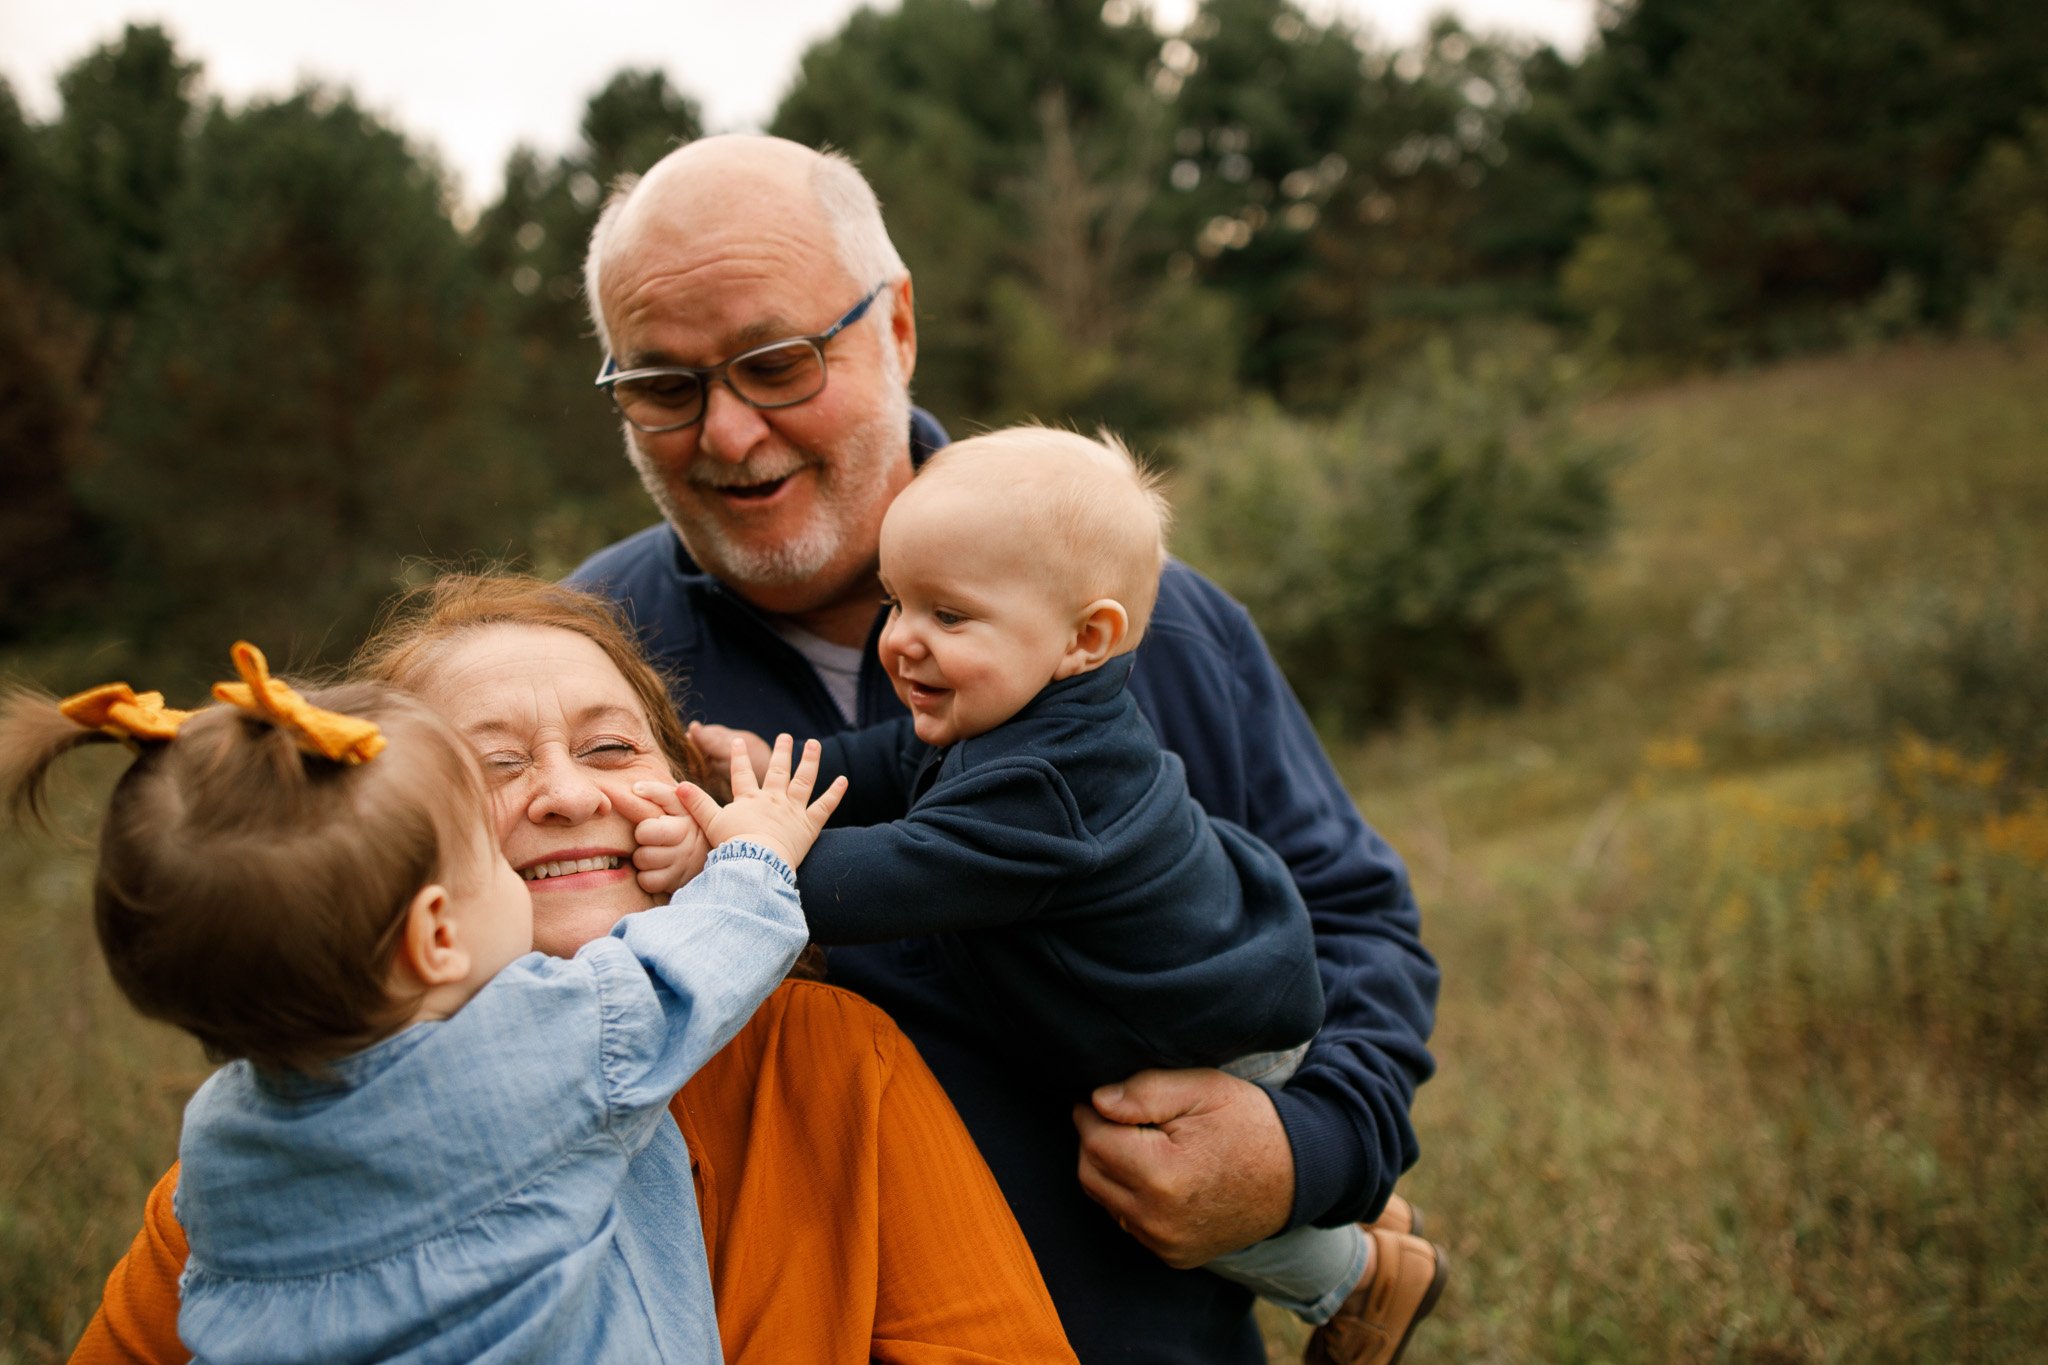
802,653,1324,1093
569,409,1438,1365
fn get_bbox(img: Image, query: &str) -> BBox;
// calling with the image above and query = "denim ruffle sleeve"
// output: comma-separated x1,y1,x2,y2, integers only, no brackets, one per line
583,840,809,1143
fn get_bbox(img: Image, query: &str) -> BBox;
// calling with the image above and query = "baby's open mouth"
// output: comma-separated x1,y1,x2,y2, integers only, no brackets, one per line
522,855,624,882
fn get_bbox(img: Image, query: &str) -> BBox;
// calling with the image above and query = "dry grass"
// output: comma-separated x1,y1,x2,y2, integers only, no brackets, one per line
0,750,207,1363
1281,331,2048,1362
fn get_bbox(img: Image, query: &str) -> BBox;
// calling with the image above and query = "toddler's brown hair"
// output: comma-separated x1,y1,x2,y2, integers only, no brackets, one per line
1,676,487,1074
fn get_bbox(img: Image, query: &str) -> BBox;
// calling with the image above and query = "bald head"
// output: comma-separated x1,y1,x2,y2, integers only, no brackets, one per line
584,135,906,356
906,427,1172,645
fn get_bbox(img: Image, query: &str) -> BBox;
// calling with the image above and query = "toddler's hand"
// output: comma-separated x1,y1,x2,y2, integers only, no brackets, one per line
677,734,847,869
630,780,713,897
689,720,772,796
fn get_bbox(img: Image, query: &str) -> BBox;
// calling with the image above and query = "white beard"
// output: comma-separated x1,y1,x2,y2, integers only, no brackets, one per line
627,381,911,591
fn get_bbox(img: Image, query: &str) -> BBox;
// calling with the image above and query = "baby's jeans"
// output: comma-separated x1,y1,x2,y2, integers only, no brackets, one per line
1202,1043,1372,1325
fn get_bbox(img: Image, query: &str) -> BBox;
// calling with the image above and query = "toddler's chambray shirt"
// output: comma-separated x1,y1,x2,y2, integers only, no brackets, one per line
172,842,807,1365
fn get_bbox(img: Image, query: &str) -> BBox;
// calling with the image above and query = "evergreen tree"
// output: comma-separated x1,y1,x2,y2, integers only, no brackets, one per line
0,81,103,640
46,23,198,387
469,70,704,559
85,87,542,670
771,0,1219,438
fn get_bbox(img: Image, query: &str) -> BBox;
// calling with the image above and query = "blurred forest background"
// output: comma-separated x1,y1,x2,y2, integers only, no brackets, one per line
3,0,2046,1360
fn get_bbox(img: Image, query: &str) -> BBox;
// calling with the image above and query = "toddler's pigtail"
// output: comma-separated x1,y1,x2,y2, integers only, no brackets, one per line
0,687,136,829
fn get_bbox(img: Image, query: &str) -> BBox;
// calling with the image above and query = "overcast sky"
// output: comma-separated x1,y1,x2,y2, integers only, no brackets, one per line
2,1,1595,211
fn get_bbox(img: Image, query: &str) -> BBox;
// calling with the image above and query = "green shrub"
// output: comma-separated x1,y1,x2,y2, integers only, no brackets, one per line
1167,336,1619,730
1961,109,2048,333
1869,587,2048,798
1559,185,1717,369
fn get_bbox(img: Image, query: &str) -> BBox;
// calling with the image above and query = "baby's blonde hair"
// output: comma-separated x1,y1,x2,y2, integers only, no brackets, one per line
915,426,1171,645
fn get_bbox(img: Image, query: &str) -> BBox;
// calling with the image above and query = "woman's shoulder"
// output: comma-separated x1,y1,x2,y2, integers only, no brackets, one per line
675,980,921,1194
733,978,906,1070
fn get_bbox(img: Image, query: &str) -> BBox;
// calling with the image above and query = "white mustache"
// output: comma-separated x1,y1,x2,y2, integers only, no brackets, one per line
686,458,813,490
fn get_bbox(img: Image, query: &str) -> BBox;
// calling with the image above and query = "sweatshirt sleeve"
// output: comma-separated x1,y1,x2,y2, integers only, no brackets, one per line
1135,570,1438,1233
791,758,1096,944
67,1165,190,1365
589,841,809,1127
817,717,923,827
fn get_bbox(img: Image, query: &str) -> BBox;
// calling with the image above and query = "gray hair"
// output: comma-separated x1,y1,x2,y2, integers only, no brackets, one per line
582,143,907,358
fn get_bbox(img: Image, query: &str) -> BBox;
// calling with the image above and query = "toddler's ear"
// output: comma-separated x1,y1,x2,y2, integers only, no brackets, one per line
1057,599,1130,679
392,883,470,989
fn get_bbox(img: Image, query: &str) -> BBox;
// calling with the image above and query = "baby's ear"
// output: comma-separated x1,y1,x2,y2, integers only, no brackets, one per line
1056,599,1130,679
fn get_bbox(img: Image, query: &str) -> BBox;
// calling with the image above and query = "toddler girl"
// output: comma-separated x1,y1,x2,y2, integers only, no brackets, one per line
0,643,841,1364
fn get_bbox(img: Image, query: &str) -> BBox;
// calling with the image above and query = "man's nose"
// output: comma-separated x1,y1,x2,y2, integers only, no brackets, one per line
696,380,770,464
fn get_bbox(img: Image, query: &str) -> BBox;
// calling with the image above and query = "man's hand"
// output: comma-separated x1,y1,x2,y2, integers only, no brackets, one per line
630,780,714,897
688,720,773,793
1072,1068,1295,1269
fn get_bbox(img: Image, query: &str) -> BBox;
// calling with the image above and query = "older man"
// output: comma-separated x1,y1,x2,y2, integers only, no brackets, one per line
570,135,1438,1364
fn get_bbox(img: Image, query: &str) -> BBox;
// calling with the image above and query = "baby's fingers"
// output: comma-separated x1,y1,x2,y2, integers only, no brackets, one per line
633,812,695,852
757,733,796,792
631,780,688,818
726,735,763,797
785,738,824,801
806,774,849,832
676,781,725,832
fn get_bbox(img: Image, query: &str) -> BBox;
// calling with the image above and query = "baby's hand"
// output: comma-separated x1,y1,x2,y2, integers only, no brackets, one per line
677,734,847,869
630,780,713,897
689,721,772,793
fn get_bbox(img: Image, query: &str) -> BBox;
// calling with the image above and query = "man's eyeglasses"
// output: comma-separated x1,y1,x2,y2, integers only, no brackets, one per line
594,282,888,433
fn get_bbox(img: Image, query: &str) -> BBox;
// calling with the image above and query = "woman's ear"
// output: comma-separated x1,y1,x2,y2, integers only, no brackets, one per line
1055,599,1130,679
392,883,471,989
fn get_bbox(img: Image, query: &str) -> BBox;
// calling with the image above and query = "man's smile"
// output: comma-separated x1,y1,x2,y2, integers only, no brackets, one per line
717,473,794,502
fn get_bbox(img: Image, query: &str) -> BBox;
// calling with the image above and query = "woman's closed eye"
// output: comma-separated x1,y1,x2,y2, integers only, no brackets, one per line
576,737,647,765
480,749,531,778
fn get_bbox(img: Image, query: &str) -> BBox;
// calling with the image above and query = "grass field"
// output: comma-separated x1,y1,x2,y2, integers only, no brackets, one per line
1256,332,2048,1363
4,334,2045,1363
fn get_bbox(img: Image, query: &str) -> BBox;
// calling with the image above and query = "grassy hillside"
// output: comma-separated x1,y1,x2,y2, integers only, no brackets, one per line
3,334,2044,1363
1256,333,2048,1362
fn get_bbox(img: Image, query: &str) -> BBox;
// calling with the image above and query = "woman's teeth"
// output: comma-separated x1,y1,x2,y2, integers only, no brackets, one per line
522,855,623,882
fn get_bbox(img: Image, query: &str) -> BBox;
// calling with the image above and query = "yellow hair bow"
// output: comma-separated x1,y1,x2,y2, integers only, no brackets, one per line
57,683,196,744
211,641,386,765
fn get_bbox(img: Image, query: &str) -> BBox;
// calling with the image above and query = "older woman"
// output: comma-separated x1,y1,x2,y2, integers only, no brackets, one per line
70,574,1076,1365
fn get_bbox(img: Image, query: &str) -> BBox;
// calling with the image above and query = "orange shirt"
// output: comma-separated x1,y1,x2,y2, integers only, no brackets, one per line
71,981,1077,1365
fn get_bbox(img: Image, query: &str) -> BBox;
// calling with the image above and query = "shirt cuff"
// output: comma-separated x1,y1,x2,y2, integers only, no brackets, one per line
1267,1084,1372,1232
703,840,797,887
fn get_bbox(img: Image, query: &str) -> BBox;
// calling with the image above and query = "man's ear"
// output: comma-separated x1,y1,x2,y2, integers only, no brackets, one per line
887,275,918,384
392,883,470,989
1055,599,1130,679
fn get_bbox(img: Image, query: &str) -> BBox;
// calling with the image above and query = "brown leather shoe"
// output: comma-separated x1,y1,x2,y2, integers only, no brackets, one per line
1363,1192,1422,1238
1302,1228,1447,1365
